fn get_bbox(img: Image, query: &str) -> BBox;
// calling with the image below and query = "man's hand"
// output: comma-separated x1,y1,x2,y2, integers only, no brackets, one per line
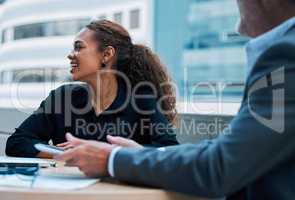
57,134,143,149
56,133,85,150
106,135,143,148
54,133,115,177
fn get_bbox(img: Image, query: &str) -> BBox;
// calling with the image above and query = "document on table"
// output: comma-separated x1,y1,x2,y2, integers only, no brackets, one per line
0,167,99,190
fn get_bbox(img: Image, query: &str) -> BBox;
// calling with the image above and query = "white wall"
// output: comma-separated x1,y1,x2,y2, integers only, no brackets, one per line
0,133,9,156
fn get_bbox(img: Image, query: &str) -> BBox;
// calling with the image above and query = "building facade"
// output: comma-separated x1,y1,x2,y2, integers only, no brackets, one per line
0,0,155,84
0,0,244,136
0,0,246,108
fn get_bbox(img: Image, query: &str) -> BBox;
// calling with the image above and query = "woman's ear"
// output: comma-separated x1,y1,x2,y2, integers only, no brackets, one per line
102,46,116,68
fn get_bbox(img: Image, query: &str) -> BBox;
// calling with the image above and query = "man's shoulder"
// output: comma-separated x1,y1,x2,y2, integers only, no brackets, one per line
266,21,295,49
249,32,295,82
265,27,295,55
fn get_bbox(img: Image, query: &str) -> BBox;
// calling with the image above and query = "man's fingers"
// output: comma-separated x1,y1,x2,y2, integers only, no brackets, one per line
106,135,116,144
56,142,70,147
66,133,86,146
107,135,126,145
58,145,74,151
57,142,74,150
54,148,78,162
107,135,133,147
107,135,143,148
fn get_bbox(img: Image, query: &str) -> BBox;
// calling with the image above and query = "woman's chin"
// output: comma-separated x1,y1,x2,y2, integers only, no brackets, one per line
71,72,95,83
71,73,80,81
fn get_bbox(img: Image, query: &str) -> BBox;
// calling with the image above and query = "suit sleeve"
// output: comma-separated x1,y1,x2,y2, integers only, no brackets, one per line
5,90,56,157
112,40,295,197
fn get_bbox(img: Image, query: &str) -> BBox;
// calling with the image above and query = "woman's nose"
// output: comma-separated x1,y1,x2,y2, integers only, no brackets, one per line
67,51,75,60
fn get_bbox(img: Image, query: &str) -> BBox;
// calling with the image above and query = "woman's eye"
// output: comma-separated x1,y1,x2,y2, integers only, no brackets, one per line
74,44,82,51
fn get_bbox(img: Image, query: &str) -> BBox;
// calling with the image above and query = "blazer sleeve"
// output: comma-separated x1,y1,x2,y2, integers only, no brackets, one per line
111,39,295,197
5,90,56,157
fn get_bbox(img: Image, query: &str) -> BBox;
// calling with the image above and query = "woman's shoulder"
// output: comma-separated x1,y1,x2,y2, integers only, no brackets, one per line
44,83,90,107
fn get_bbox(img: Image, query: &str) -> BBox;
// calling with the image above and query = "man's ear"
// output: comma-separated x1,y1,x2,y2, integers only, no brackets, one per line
102,46,116,67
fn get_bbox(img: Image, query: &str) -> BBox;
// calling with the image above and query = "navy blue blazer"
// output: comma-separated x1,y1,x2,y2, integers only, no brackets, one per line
109,31,295,199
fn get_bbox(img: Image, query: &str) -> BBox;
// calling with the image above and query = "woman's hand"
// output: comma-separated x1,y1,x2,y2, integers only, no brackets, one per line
106,135,143,148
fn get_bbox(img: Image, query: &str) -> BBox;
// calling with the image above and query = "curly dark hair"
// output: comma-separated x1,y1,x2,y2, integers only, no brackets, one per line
86,20,177,125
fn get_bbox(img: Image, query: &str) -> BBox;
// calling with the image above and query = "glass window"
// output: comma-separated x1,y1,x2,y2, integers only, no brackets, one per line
13,18,91,40
98,15,106,20
0,71,3,84
130,9,140,29
1,31,4,44
184,0,248,102
10,68,71,83
53,20,79,36
54,68,72,82
14,23,44,40
113,12,123,24
1,70,12,83
77,18,91,30
12,69,45,83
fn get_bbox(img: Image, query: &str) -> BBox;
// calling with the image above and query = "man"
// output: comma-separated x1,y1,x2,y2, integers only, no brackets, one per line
54,0,295,199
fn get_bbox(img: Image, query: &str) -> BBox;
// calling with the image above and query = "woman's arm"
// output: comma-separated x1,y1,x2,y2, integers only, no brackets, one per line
5,91,56,158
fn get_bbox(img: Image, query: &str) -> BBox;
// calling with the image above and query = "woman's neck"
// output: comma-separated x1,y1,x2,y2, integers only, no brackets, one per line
88,75,118,115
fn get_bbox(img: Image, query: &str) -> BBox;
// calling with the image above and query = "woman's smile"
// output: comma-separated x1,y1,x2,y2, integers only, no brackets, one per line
70,59,80,73
70,66,79,74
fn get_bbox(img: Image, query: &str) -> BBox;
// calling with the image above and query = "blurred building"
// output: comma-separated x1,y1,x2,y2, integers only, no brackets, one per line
0,0,244,134
0,1,5,27
0,0,247,107
0,0,190,87
183,0,248,101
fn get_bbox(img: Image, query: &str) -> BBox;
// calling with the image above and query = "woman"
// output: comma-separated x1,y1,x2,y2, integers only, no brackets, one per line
5,20,178,158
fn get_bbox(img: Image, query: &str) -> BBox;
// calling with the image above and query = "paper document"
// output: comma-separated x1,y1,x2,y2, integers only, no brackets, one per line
0,167,99,190
0,174,99,190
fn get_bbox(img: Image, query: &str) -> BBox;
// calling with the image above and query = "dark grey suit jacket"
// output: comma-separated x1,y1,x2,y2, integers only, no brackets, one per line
112,34,295,199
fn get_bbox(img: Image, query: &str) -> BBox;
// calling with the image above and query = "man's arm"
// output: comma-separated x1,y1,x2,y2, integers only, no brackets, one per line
111,40,295,198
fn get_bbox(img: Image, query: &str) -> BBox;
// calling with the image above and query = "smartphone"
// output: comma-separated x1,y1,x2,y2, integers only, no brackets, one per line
34,144,65,155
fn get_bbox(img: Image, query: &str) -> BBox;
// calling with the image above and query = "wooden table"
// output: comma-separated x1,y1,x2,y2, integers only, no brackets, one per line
0,166,206,200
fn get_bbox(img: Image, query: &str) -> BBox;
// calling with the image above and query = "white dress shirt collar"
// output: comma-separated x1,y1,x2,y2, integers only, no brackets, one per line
246,17,295,75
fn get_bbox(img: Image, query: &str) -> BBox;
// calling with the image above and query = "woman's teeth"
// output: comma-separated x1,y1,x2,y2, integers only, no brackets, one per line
70,63,79,73
71,63,78,68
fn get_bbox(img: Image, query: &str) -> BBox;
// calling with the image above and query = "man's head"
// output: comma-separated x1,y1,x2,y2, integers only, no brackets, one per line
236,0,295,37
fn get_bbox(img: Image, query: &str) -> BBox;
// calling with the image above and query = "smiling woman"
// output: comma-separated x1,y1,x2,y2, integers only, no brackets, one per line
5,20,179,158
